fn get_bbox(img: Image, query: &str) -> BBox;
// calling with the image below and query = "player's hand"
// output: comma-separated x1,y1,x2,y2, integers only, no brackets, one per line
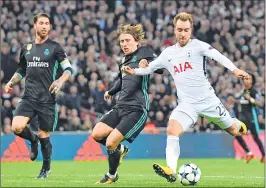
5,81,13,93
232,69,249,80
121,66,136,75
139,59,148,68
49,79,63,94
104,91,112,101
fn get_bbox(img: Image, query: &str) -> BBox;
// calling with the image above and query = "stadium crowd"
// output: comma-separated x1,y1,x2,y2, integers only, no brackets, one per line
1,0,265,134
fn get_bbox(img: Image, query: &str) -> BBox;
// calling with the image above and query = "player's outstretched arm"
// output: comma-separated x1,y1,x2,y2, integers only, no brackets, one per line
122,50,167,75
200,41,249,79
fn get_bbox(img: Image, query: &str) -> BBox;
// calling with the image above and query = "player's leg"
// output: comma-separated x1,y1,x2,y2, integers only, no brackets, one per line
153,106,196,183
92,108,128,159
12,99,39,161
235,136,254,163
96,129,124,184
201,99,246,136
35,103,58,179
91,108,118,145
249,121,265,163
96,108,146,184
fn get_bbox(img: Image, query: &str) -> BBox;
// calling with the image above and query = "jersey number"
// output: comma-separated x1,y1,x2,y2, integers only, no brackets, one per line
216,103,226,116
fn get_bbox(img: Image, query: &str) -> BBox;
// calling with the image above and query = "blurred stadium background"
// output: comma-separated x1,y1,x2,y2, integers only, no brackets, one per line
1,0,265,187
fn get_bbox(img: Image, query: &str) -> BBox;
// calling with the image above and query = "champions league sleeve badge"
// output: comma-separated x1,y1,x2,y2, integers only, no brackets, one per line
26,44,32,51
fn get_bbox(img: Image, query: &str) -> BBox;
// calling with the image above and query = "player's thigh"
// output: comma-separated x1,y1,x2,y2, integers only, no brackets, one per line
169,104,197,133
117,108,147,143
12,99,36,131
36,103,58,133
98,108,120,130
200,100,235,130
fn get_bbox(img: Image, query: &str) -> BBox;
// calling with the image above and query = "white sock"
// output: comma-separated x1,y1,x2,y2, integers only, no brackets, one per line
234,118,242,131
166,135,180,174
119,144,124,154
107,172,117,178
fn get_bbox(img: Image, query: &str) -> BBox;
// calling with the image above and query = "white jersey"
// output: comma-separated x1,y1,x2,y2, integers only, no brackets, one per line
134,39,238,104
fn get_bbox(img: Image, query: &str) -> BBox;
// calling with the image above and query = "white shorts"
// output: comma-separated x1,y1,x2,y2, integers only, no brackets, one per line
169,95,235,132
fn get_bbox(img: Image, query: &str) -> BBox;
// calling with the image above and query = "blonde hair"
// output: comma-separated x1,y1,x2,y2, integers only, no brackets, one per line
173,12,193,27
117,24,145,43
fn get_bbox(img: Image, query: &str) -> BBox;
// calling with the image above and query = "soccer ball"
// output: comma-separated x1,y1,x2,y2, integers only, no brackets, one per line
177,163,201,186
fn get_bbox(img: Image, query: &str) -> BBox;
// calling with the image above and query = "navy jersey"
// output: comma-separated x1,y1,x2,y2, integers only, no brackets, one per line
16,39,67,103
109,46,163,110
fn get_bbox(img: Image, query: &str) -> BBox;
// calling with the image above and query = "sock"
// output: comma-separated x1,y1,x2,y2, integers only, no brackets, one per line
166,135,180,174
107,149,120,175
96,137,107,146
95,137,121,151
14,126,36,143
40,137,52,170
235,136,250,153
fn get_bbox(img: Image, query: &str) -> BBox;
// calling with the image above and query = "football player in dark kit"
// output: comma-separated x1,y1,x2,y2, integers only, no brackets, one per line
91,24,163,184
5,13,73,178
236,73,265,163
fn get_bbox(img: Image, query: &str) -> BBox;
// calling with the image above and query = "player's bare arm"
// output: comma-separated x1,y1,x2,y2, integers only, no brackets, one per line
5,73,23,93
49,71,71,94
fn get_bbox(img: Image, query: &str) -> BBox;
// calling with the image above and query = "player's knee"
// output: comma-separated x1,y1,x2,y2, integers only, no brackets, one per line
91,131,102,141
167,120,183,136
38,129,50,138
106,139,117,150
11,124,24,134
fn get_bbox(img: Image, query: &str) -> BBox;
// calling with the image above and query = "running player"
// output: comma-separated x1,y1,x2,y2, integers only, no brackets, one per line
91,23,163,184
236,73,265,163
5,13,72,178
121,12,249,182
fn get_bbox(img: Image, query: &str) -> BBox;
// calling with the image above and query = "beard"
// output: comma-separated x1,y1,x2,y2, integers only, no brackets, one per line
37,30,48,39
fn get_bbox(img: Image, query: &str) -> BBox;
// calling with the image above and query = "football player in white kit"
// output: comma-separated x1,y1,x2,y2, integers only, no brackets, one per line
121,12,249,182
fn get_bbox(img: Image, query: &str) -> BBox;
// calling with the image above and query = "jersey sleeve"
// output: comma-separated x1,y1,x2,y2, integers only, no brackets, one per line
15,45,27,79
199,40,237,71
143,47,164,74
108,73,122,95
55,43,73,75
135,49,168,75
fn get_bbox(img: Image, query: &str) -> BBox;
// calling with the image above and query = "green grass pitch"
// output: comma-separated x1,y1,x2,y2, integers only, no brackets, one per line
1,158,264,187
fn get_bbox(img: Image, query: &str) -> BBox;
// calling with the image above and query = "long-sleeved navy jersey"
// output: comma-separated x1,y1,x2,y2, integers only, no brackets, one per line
16,39,68,103
108,46,163,111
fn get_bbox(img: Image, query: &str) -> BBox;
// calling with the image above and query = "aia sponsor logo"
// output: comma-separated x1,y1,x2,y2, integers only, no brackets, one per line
174,62,192,74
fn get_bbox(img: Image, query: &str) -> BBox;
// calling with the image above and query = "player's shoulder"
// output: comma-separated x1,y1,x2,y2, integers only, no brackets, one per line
47,38,61,47
136,45,157,59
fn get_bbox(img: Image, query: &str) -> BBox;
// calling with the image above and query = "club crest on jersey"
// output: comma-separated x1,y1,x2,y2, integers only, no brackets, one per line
44,49,50,56
186,50,192,58
26,44,32,51
131,55,137,62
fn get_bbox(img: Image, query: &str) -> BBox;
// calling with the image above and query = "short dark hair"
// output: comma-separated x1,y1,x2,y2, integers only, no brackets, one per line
33,13,50,23
247,72,256,85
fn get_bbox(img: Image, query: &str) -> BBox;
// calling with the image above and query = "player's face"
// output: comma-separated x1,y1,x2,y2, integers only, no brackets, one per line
119,33,139,55
174,20,192,47
243,75,253,87
34,17,51,39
